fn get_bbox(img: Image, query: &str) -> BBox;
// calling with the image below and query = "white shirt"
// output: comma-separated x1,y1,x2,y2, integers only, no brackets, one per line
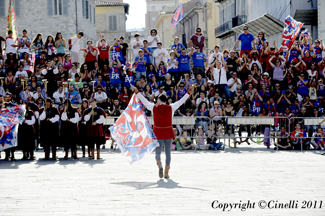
212,67,228,85
209,52,223,65
53,91,65,103
227,78,242,92
94,92,107,102
6,37,16,54
154,90,166,97
19,37,30,53
196,97,209,106
167,58,178,71
70,35,80,52
132,40,143,58
15,70,28,78
69,69,80,80
153,48,168,63
147,35,160,48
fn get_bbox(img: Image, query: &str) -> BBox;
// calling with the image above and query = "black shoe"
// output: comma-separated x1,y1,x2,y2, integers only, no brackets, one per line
322,152,325,156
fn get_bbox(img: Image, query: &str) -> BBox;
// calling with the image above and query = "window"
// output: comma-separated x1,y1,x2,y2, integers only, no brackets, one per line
151,6,155,11
0,0,4,17
48,0,68,16
86,1,89,19
90,5,92,21
82,0,85,16
93,7,96,24
109,16,117,31
15,0,20,17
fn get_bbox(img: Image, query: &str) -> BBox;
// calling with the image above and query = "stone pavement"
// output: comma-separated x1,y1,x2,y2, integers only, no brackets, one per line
0,143,325,216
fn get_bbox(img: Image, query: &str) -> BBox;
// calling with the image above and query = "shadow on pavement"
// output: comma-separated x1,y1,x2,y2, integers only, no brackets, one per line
111,179,208,191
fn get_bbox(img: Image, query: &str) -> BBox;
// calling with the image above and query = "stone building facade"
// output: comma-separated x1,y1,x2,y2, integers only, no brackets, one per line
0,0,97,50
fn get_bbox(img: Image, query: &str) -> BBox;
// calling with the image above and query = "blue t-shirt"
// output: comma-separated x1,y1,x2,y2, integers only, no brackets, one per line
290,104,300,115
140,47,153,64
156,66,167,78
110,67,122,84
178,54,190,72
238,33,254,51
149,82,159,93
289,48,300,63
192,52,206,68
171,43,185,54
134,56,146,72
167,58,178,72
95,80,107,88
124,74,135,86
112,45,124,62
314,46,323,63
251,99,262,115
297,80,308,96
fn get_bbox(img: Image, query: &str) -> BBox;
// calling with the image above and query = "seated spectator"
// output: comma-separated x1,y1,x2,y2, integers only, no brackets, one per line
196,91,209,108
179,131,195,150
142,84,154,102
194,73,206,87
149,75,159,95
196,101,209,132
15,64,28,79
210,100,223,126
274,126,291,150
311,127,324,150
162,73,175,92
250,88,263,116
94,85,107,110
154,85,166,98
228,71,242,96
166,85,176,102
236,111,252,145
136,75,147,93
223,100,235,135
195,126,210,150
290,123,310,150
259,84,270,104
206,124,224,150
119,86,133,107
156,60,167,86
34,51,47,69
109,98,122,117
94,74,107,92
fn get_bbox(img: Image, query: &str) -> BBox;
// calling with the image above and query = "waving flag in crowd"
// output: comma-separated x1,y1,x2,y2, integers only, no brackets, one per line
109,94,159,164
0,85,5,97
301,29,310,39
6,0,18,41
0,105,26,151
171,2,184,28
281,16,303,50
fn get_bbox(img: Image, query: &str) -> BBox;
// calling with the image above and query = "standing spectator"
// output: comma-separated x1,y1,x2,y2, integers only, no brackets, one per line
175,47,194,82
141,40,153,65
68,31,84,64
188,27,205,52
134,50,147,81
152,42,168,68
255,31,266,52
167,51,178,81
211,60,231,100
269,56,286,87
109,59,123,94
147,28,160,54
132,33,143,59
17,29,31,60
208,45,224,65
232,26,255,57
119,36,128,65
313,39,323,64
44,35,55,60
226,50,240,73
5,30,18,59
97,36,110,69
192,45,207,78
54,32,66,64
83,40,98,71
110,38,124,64
171,37,185,55
32,33,44,59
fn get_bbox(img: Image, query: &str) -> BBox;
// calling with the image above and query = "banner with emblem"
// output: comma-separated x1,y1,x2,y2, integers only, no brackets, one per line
6,0,18,41
0,105,26,151
281,16,303,50
109,94,159,164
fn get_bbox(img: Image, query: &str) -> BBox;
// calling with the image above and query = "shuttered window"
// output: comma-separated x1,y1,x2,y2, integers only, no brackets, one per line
93,7,96,24
86,1,89,19
15,0,20,16
109,16,117,31
90,5,92,22
48,0,68,16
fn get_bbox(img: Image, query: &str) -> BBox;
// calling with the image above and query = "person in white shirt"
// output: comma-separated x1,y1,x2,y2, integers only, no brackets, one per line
196,91,210,108
227,71,242,93
17,29,31,60
68,31,84,63
132,33,143,59
154,85,166,97
153,42,168,65
6,30,18,58
15,64,28,78
210,60,231,100
147,28,160,51
209,45,224,65
53,85,65,107
94,85,107,110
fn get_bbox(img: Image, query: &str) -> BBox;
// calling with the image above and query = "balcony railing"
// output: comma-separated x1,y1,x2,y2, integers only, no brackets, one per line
215,21,232,37
215,15,247,37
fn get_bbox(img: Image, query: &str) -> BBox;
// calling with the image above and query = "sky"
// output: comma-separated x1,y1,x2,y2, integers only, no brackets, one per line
124,0,146,30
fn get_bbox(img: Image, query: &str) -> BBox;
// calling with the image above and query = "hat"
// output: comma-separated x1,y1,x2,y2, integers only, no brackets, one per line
174,37,179,40
230,49,235,53
263,72,269,76
214,100,220,104
138,49,144,53
208,80,214,84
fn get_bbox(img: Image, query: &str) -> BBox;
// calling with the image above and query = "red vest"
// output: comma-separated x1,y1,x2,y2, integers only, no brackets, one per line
153,104,174,140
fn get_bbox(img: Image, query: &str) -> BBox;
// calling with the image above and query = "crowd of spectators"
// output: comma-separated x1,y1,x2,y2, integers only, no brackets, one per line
2,25,325,153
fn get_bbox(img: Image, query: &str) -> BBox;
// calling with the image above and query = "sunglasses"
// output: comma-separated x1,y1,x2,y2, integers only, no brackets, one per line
180,86,184,87
243,28,248,30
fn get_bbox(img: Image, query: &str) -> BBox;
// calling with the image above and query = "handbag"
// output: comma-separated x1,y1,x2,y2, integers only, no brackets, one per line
171,144,176,150
214,68,222,92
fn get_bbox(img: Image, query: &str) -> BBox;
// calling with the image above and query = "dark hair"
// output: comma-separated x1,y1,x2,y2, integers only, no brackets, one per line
78,32,84,36
54,32,62,42
8,30,12,34
45,35,54,50
140,75,146,80
158,94,168,103
32,33,43,46
22,29,27,33
214,45,220,49
143,40,148,43
100,38,106,42
87,40,92,44
198,101,207,110
196,27,201,32
120,36,124,40
157,42,162,45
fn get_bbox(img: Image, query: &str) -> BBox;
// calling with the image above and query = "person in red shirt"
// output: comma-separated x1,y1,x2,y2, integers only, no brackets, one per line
83,40,98,71
97,37,110,69
131,84,195,179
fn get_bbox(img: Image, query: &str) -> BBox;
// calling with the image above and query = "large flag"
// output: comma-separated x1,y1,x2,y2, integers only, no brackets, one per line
171,2,184,28
109,95,159,164
0,105,26,151
281,16,303,50
6,0,18,41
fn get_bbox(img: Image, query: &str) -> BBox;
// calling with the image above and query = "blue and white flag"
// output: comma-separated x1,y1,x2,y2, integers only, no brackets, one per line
109,95,159,164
